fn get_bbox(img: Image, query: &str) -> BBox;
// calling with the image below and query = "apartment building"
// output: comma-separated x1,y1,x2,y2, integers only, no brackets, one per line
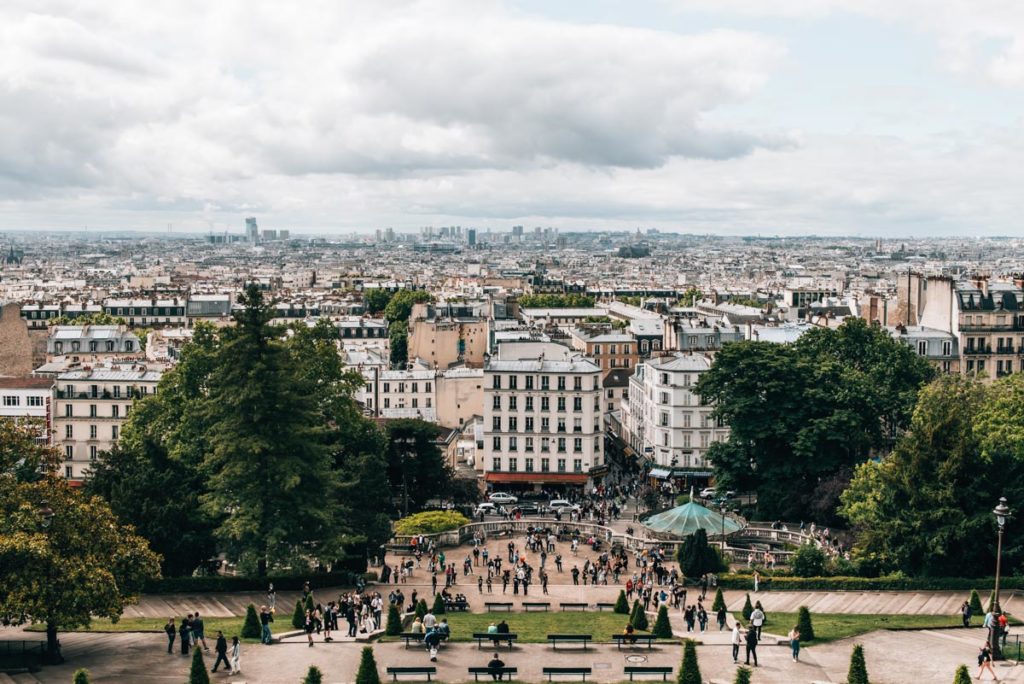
47,325,142,362
569,326,638,374
622,353,728,484
104,297,187,327
0,376,53,440
483,351,604,492
407,302,489,369
357,365,483,429
887,324,959,374
53,363,162,482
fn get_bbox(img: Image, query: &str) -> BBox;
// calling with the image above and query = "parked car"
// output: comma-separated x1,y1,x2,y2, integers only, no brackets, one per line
511,503,540,515
475,502,497,516
488,492,519,505
548,499,581,514
699,487,717,499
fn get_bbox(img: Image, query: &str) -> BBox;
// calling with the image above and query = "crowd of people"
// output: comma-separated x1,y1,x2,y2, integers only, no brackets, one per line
163,612,240,676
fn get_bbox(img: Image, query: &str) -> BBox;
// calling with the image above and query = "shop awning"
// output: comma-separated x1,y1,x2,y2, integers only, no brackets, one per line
484,472,588,484
648,468,672,479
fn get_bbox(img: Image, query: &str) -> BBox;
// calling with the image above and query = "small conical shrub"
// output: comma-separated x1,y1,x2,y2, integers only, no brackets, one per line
241,603,261,639
986,590,997,613
846,644,869,684
73,669,91,684
432,592,446,615
385,604,403,636
733,666,752,684
292,599,306,629
952,664,971,684
355,645,382,684
742,594,753,620
303,665,324,684
678,639,701,684
652,605,673,638
189,647,210,684
414,599,428,620
797,605,815,642
614,589,630,614
630,600,649,631
711,587,726,612
969,589,983,615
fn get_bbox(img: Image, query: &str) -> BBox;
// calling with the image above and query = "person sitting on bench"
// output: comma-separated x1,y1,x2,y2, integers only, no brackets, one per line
623,623,637,645
437,618,451,642
487,653,507,681
496,620,510,635
410,617,425,634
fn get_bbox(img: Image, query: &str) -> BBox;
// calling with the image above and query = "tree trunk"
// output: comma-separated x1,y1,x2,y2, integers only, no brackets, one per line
45,622,62,663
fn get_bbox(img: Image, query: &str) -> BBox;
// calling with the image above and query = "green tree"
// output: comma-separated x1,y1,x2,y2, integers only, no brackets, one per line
846,644,869,684
614,590,630,614
73,669,91,684
797,606,815,641
189,647,210,684
0,477,160,663
698,318,934,520
292,599,306,629
676,529,723,577
385,420,453,516
385,604,402,636
303,666,324,684
242,604,262,639
679,287,702,307
678,639,701,684
364,288,393,314
355,646,382,684
415,599,428,620
733,666,752,684
952,664,971,684
791,544,827,577
432,593,446,615
389,319,409,366
742,594,753,621
711,587,726,612
841,375,1024,576
630,600,649,631
200,284,340,576
0,418,60,483
652,605,673,638
969,589,983,615
384,289,433,324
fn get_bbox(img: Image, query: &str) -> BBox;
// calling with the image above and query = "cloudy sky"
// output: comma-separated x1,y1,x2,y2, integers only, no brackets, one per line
2,0,1023,236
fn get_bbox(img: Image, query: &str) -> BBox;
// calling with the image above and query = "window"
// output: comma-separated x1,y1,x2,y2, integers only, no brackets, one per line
541,458,550,472
573,397,582,412
89,404,97,418
65,466,73,478
573,459,583,472
557,437,566,453
124,341,134,352
89,341,97,352
557,418,566,432
426,397,432,408
492,458,501,471
557,458,566,472
525,376,534,390
383,398,390,408
65,425,73,439
701,432,710,448
683,413,691,428
492,395,501,410
682,434,691,448
526,417,534,431
918,340,928,356
662,432,669,446
509,436,518,452
425,382,432,392
610,344,617,354
557,397,566,412
72,342,80,352
573,377,582,391
2,396,19,407
492,436,502,451
526,396,534,411
573,437,583,452
541,437,550,452
106,341,115,352
524,457,534,472
27,396,43,407
64,404,72,417
593,344,601,354
541,376,550,390
508,458,518,472
641,340,649,353
660,411,669,427
509,417,518,431
89,425,97,439
660,373,669,384
492,416,501,431
492,375,501,389
509,375,518,389
383,383,390,393
573,418,582,432
525,437,534,452
509,396,517,410
65,445,73,459
541,397,550,411
111,425,119,440
90,446,97,460
557,376,566,390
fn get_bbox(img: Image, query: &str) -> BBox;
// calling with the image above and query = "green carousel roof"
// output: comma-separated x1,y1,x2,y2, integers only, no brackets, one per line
643,500,745,537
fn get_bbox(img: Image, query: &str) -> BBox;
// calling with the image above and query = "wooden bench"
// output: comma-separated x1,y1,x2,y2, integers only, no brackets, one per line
624,666,673,681
523,601,551,612
595,602,617,611
485,602,514,612
472,632,518,650
559,602,588,611
611,633,657,650
399,632,425,648
386,666,437,681
543,666,592,681
468,666,518,681
547,633,591,650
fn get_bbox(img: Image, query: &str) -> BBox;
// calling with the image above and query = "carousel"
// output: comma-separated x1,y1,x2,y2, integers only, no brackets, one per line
641,488,745,540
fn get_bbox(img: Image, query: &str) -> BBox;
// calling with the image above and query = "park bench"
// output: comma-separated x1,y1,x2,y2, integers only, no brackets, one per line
523,601,551,611
468,666,518,681
624,666,673,681
543,666,592,681
386,666,436,681
399,632,425,648
485,602,514,611
547,633,592,650
612,633,657,650
595,602,617,611
445,600,470,611
559,602,588,611
472,632,518,650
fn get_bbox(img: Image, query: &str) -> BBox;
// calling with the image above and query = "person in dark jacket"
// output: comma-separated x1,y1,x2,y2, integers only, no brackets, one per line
745,624,759,666
164,618,176,654
211,631,230,672
178,617,191,655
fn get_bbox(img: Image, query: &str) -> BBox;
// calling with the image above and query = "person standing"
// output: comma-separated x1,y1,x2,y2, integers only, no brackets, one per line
305,610,316,647
267,582,276,610
164,618,176,654
259,605,274,645
179,617,192,655
745,623,759,667
192,611,209,652
211,631,230,672
788,625,801,662
716,605,727,631
753,570,760,593
960,601,972,628
731,621,743,664
750,605,765,640
229,636,241,675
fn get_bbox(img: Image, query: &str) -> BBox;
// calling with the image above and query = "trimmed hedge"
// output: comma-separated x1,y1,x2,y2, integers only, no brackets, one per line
144,571,360,594
393,510,470,536
717,573,1024,592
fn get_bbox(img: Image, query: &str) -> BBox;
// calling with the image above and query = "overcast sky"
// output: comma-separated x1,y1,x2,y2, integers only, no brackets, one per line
2,0,1023,236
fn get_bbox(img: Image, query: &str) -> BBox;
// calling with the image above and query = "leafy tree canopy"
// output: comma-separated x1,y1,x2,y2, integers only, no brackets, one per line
384,289,433,323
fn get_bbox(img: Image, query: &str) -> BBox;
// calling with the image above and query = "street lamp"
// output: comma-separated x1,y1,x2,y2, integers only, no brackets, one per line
37,500,62,664
991,497,1010,661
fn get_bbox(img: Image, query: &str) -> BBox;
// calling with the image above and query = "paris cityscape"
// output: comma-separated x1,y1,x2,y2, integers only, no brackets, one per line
2,2,1024,684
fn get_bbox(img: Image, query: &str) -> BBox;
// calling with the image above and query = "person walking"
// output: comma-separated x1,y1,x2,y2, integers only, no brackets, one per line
211,631,230,672
229,636,241,675
305,610,316,647
731,621,743,664
788,625,801,662
164,618,176,654
753,570,760,593
716,605,727,631
745,623,759,667
977,642,998,681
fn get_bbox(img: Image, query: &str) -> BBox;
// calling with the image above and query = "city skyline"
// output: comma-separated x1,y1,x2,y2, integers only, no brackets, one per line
2,1,1024,236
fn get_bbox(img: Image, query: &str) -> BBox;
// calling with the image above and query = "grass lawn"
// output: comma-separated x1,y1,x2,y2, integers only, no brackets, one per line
756,612,966,644
25,616,263,643
382,611,675,643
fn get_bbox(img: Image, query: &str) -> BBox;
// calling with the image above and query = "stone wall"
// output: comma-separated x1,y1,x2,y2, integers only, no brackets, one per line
0,303,33,376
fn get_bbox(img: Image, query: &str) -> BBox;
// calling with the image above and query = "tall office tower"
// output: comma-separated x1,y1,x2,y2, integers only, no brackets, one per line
467,228,477,247
245,217,259,244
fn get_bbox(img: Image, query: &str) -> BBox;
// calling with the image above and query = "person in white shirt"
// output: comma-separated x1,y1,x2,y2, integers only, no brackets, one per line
423,610,437,630
731,621,744,663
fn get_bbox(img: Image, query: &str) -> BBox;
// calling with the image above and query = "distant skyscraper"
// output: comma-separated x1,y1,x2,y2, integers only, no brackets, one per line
245,217,259,244
279,230,290,240
467,228,477,247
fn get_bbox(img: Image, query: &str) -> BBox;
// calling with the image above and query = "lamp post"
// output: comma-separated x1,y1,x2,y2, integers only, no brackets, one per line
991,497,1010,661
37,500,63,665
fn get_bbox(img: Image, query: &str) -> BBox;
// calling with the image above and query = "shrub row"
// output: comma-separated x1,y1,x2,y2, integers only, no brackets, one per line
144,571,361,594
717,574,1024,591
